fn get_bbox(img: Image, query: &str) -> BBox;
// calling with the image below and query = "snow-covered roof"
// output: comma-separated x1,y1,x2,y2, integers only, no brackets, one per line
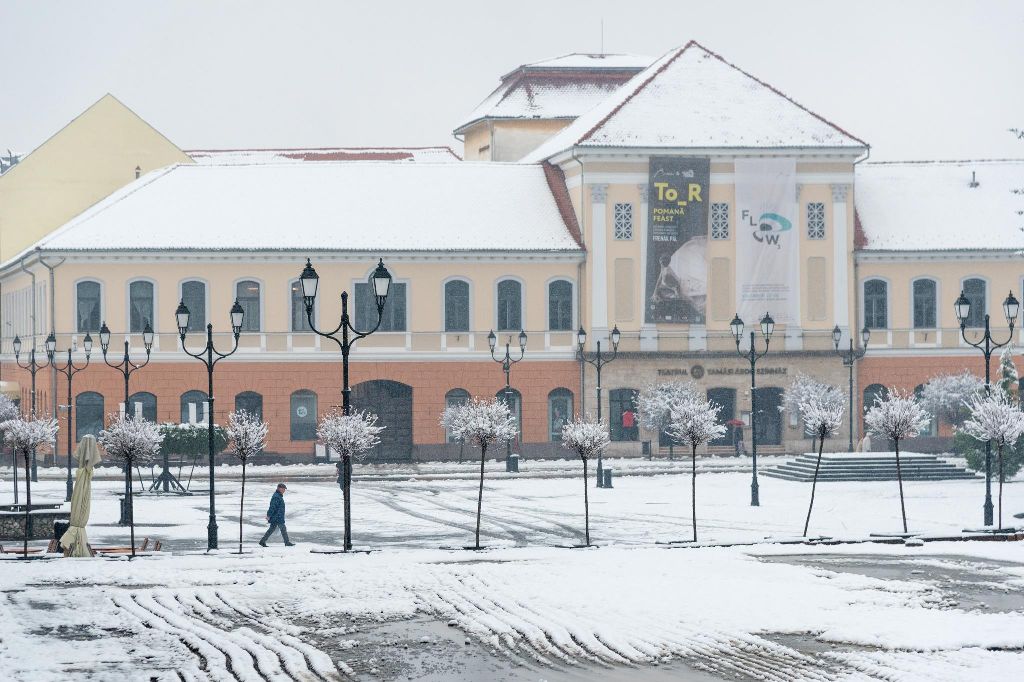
187,146,460,165
855,159,1024,252
25,162,583,255
454,54,649,134
523,41,867,162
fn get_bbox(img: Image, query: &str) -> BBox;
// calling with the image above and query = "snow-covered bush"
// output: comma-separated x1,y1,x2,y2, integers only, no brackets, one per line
440,401,467,442
100,415,163,465
317,410,384,460
227,410,268,553
959,391,1024,529
997,346,1019,399
666,394,726,542
0,394,19,425
1,415,59,454
442,397,517,549
919,372,985,427
783,374,843,434
561,417,610,546
799,390,846,537
637,381,699,453
158,422,228,456
864,388,930,533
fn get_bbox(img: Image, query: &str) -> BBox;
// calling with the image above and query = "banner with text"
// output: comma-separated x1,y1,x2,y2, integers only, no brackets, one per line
734,158,799,325
644,156,710,324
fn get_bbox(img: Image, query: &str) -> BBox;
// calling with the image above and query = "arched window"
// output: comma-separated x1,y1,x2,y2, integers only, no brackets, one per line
129,280,154,333
912,279,937,329
180,390,209,424
444,388,470,442
235,391,264,420
290,390,318,440
444,280,470,332
290,280,313,332
355,277,407,331
75,391,104,441
863,279,888,329
963,278,986,328
180,280,206,332
127,391,157,422
548,280,573,331
548,388,573,441
236,280,261,332
496,279,522,331
609,388,639,442
76,281,101,333
495,387,522,440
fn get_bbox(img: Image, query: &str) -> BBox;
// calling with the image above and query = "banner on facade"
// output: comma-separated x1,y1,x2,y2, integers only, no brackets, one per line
644,156,710,324
734,158,799,325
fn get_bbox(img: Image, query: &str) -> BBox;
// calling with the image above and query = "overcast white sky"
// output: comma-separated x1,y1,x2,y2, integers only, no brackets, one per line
2,1,1022,161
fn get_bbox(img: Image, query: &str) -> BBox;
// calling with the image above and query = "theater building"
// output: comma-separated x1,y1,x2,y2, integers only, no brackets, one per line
1,40,1020,460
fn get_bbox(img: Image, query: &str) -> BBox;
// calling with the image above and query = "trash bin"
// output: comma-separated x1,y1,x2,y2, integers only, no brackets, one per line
508,454,520,473
603,469,613,488
642,441,652,459
53,520,70,553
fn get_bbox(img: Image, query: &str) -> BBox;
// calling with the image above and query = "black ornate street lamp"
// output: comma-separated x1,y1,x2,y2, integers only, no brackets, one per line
177,300,244,550
13,332,55,481
832,325,870,452
298,257,392,552
954,289,1019,527
488,328,527,471
51,332,93,502
730,311,774,507
100,321,154,525
577,325,620,487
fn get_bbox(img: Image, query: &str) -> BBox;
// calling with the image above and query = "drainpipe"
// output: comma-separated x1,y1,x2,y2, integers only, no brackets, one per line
38,250,65,425
571,148,586,416
18,255,37,346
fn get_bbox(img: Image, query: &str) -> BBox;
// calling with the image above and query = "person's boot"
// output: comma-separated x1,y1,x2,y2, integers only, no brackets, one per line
259,540,267,547
285,542,296,547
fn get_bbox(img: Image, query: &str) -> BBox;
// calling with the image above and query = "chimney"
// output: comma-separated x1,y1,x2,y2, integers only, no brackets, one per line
969,170,979,188
135,165,142,179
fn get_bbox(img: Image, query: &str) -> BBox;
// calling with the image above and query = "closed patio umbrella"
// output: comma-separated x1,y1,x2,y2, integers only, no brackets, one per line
60,436,102,557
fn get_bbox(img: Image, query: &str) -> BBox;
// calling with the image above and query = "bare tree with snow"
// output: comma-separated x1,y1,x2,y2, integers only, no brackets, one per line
637,381,699,459
864,389,930,533
442,397,517,549
318,409,385,551
666,394,726,542
440,401,468,463
960,391,1024,529
0,395,21,503
227,410,268,553
99,415,163,557
561,417,610,546
919,371,985,428
798,388,846,536
783,373,843,449
1,415,59,558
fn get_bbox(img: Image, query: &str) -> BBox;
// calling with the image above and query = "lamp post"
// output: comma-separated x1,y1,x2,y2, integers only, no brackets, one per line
176,300,244,551
832,325,870,452
488,328,527,471
576,325,620,487
13,332,55,481
954,289,1019,527
298,257,392,552
730,312,775,507
51,332,93,502
100,321,154,525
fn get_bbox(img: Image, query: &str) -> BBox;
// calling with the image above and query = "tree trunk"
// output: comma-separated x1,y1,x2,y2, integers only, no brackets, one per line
997,442,1004,530
22,450,30,559
239,459,247,554
690,444,697,542
803,433,825,537
583,457,590,546
128,463,136,558
475,442,487,549
894,439,908,533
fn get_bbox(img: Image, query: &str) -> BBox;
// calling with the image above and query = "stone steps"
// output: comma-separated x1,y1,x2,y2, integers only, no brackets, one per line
763,453,979,482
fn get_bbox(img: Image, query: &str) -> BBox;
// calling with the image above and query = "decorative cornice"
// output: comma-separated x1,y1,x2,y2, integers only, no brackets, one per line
590,183,608,203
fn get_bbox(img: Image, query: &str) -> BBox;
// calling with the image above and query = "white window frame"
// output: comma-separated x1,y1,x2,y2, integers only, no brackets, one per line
494,277,526,332
126,277,158,334
73,278,104,334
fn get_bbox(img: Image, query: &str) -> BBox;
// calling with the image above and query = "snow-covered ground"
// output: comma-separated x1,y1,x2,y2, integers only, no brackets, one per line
1,461,1022,680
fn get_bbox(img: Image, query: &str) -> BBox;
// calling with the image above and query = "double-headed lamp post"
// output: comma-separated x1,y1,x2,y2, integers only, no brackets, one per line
51,331,93,501
577,325,620,487
488,328,527,470
176,301,245,551
298,257,392,552
730,312,775,507
100,321,154,525
13,332,56,481
832,325,871,452
954,289,1019,527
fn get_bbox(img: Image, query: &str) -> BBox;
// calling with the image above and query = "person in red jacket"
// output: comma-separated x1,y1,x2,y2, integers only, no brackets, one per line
621,408,637,441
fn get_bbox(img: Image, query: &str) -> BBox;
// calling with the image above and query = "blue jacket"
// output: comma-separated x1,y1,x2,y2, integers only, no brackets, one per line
267,491,285,524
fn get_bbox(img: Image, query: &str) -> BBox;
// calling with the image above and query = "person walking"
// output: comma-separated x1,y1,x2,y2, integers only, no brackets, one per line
259,483,295,547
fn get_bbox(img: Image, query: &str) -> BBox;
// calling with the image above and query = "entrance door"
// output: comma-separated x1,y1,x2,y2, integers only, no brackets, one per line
753,386,783,445
707,388,736,446
351,380,413,461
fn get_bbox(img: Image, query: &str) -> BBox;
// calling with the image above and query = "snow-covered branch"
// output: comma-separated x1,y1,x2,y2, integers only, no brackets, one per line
0,394,19,425
797,387,846,441
98,414,163,465
1,415,59,453
919,371,985,426
227,410,268,462
561,417,610,461
959,390,1024,449
637,381,699,433
864,388,930,443
317,409,385,460
666,395,726,447
443,397,517,449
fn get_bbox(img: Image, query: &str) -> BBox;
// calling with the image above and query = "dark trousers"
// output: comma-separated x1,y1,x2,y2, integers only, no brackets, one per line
260,522,291,545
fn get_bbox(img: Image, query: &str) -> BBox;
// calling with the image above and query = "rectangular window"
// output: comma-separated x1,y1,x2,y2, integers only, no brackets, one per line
181,281,206,332
807,202,826,239
291,282,314,332
355,281,407,332
236,280,261,332
913,279,937,328
613,202,633,240
129,281,154,333
710,202,730,240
